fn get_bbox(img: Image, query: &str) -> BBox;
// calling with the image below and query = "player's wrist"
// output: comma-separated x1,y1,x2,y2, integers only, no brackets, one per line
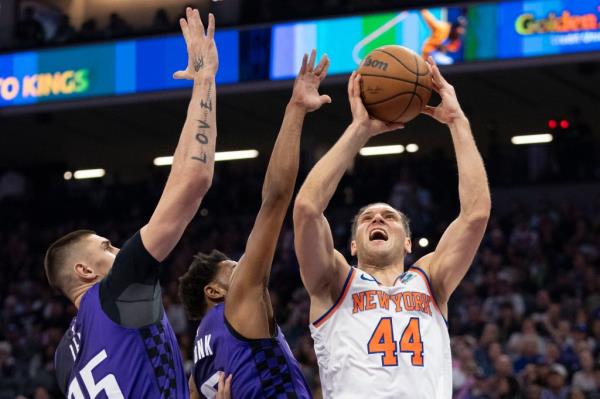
447,112,468,129
193,70,216,83
287,99,310,114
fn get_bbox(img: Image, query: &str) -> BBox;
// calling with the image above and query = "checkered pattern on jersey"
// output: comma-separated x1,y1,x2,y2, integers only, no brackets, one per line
250,340,298,399
140,322,177,398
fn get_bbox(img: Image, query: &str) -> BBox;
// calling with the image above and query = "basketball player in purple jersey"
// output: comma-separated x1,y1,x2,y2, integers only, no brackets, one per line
44,9,219,398
178,50,332,399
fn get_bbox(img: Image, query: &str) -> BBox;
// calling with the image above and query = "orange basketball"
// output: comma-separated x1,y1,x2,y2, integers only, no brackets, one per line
357,45,432,124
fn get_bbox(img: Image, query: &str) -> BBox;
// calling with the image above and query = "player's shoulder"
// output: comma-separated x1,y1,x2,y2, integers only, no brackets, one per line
412,252,435,274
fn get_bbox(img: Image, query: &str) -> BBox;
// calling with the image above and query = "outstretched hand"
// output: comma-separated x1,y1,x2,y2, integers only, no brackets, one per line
348,72,404,137
173,8,218,80
216,373,232,399
421,56,465,125
290,49,332,112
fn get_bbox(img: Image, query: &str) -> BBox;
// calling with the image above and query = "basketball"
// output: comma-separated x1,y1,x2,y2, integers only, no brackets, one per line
358,45,432,124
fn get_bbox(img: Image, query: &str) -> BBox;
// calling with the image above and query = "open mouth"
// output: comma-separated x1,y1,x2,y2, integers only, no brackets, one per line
369,228,388,241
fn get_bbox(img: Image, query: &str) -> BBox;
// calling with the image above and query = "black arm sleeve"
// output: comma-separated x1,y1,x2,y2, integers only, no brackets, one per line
100,231,163,328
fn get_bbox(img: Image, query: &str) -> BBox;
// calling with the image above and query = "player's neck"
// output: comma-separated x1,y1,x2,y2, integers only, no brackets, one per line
71,283,94,309
358,259,405,286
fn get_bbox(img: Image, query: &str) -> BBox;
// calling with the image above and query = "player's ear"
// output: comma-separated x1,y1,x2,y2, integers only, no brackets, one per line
350,240,357,257
404,237,412,254
74,262,97,281
204,283,225,301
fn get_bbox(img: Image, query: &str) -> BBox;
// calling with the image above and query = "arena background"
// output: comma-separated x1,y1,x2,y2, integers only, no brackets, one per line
1,0,599,398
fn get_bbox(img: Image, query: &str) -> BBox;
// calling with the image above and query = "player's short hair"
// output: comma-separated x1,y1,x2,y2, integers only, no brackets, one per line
44,230,95,295
351,203,411,240
178,250,230,320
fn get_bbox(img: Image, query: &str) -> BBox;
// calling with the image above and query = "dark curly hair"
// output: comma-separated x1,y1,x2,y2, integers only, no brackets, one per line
178,250,230,320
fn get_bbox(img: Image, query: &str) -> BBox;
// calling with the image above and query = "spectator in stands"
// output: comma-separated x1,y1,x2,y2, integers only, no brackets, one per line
78,18,100,41
572,350,597,393
51,14,76,44
106,12,132,38
151,8,171,33
541,364,570,399
15,6,45,47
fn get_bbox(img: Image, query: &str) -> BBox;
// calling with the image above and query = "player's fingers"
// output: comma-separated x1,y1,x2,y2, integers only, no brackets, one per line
299,53,308,75
172,70,188,80
207,13,215,41
421,105,436,116
314,54,328,76
319,65,329,82
320,56,331,80
224,375,232,396
307,49,316,72
179,18,190,44
353,73,362,98
186,7,197,33
429,56,449,86
196,9,206,37
387,122,405,130
430,80,442,94
217,372,225,397
348,71,356,98
320,94,332,104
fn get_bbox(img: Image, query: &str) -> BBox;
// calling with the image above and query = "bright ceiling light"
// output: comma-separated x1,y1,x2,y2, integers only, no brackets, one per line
511,134,553,145
359,145,405,157
418,238,429,248
154,150,260,166
406,143,419,153
215,150,259,162
72,169,105,180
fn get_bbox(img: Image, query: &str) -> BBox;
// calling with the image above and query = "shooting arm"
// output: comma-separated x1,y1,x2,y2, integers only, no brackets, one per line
421,59,491,307
294,72,403,296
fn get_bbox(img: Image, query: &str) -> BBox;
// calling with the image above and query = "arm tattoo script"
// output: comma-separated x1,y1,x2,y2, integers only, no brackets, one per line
192,82,213,163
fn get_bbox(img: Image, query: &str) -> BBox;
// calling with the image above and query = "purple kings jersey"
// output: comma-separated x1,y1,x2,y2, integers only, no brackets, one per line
56,283,188,398
193,303,312,399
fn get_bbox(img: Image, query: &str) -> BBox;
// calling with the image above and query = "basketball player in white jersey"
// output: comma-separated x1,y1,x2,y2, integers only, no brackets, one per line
293,57,491,399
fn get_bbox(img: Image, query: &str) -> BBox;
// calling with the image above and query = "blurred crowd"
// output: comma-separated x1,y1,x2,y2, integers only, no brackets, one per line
0,153,599,399
6,0,458,51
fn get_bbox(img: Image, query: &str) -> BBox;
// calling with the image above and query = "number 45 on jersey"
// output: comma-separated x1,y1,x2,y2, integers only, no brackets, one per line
368,317,424,367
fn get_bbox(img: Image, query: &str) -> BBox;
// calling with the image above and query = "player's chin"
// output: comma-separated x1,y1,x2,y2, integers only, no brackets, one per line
366,240,393,254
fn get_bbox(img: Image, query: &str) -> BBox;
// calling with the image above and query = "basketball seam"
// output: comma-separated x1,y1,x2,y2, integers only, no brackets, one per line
364,92,414,107
390,54,420,123
366,91,424,110
373,49,430,77
360,74,432,93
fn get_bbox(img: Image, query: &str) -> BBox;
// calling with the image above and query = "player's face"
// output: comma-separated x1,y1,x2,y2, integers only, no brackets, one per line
81,234,119,280
352,204,410,262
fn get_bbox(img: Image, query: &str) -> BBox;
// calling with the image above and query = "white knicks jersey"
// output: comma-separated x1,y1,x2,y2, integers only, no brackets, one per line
310,266,451,399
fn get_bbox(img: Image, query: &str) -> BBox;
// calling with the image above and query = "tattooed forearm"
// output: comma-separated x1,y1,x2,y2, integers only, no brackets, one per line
191,82,214,163
200,99,212,111
193,56,204,72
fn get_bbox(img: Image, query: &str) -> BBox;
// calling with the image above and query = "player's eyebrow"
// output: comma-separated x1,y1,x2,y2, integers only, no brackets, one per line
101,240,111,249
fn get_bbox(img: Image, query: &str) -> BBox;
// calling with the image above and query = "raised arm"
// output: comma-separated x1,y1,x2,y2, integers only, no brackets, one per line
418,57,491,310
225,51,331,337
140,9,219,262
293,72,403,304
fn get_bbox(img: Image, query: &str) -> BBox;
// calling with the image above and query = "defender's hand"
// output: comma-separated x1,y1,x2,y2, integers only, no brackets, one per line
216,373,232,399
173,9,218,80
348,72,404,137
290,49,332,112
421,56,465,125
